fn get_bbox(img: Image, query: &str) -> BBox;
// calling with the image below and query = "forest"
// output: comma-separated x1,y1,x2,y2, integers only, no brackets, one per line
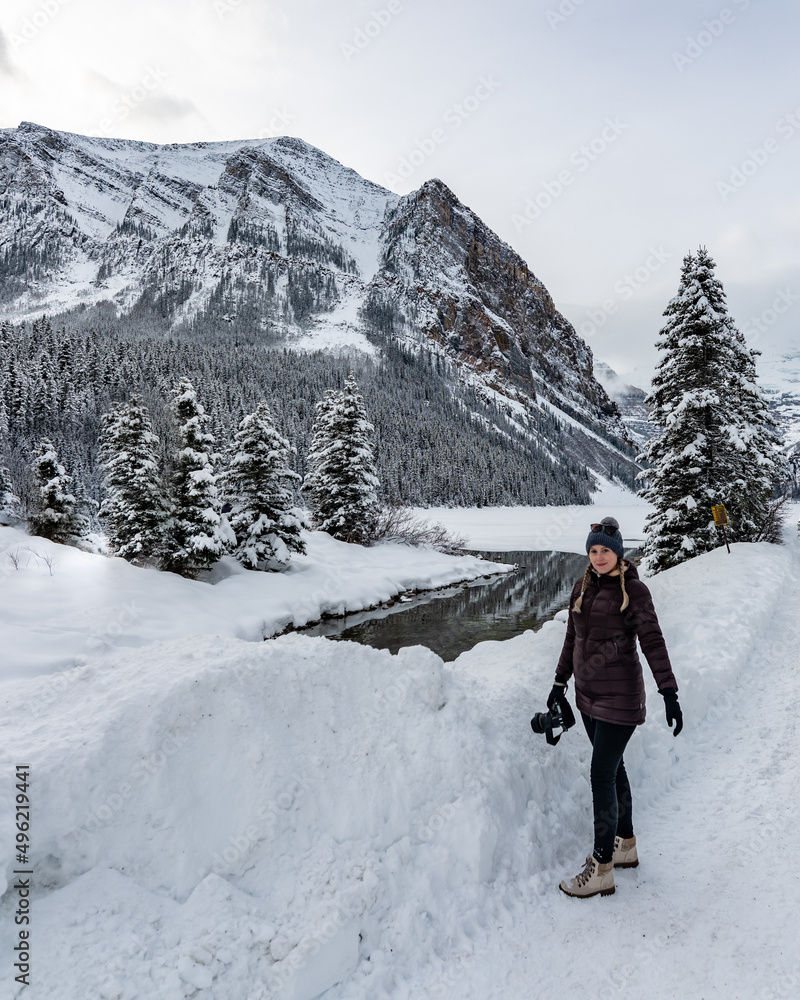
0,316,593,526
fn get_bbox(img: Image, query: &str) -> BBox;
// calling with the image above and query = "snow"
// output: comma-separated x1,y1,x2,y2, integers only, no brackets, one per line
288,289,378,356
0,526,508,686
19,125,279,244
1,512,799,999
417,486,650,554
263,139,394,282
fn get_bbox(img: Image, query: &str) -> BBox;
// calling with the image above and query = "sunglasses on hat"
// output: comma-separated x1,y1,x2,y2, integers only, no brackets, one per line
590,523,617,536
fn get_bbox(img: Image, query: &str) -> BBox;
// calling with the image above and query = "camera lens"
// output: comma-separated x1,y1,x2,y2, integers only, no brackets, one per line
530,711,552,735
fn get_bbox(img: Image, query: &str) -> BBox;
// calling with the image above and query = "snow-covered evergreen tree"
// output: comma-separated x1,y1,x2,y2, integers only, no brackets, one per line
0,465,22,525
639,248,786,572
0,395,9,442
28,438,86,543
163,377,227,577
303,387,340,524
303,374,380,544
707,249,788,541
221,400,306,571
99,398,170,565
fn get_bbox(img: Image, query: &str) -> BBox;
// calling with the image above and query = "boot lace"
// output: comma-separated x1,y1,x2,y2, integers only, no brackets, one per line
575,856,596,887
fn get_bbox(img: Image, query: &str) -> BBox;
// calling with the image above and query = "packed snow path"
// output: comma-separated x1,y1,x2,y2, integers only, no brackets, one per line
396,543,800,1000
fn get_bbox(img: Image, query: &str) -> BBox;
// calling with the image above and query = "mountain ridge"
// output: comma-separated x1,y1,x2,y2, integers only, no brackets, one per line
0,120,638,487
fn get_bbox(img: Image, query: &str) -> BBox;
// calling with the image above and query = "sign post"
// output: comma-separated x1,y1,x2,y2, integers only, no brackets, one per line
712,503,731,554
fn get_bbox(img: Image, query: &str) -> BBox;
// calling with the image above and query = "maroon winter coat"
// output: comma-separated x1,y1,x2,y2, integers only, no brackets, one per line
555,562,678,726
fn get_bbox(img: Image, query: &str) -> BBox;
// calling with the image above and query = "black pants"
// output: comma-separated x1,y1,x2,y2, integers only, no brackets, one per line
581,712,636,864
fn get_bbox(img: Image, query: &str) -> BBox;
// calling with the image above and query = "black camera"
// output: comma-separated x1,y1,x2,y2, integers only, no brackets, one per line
531,699,576,746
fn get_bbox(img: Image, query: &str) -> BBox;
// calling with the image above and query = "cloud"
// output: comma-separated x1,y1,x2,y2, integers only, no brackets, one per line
83,67,122,96
143,94,198,123
0,27,19,78
81,66,202,140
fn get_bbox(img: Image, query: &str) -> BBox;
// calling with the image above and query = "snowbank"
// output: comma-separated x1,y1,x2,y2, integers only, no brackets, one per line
0,537,795,999
0,526,509,685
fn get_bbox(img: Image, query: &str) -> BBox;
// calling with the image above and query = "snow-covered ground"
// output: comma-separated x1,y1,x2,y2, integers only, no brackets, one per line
418,477,650,553
1,511,799,1000
0,526,509,685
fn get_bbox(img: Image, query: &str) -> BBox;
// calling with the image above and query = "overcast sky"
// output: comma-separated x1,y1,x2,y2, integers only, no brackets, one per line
1,0,798,384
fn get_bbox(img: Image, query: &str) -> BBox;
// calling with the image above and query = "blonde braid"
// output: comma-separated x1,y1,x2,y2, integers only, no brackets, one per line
572,563,593,613
619,558,630,612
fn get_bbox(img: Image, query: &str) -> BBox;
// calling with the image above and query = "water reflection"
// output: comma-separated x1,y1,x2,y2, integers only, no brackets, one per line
301,550,625,661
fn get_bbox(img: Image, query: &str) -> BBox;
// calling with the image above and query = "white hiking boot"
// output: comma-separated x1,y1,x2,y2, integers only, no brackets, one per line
559,854,615,898
612,835,639,869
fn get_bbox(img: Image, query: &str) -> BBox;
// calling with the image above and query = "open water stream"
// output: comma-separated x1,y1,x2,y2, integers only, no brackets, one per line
300,550,601,661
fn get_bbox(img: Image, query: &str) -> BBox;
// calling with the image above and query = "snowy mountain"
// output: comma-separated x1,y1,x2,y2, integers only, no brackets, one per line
0,121,636,485
595,346,800,477
758,345,800,455
592,360,655,447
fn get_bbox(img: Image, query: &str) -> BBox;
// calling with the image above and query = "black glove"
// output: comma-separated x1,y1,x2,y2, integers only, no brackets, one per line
660,689,683,737
547,679,568,711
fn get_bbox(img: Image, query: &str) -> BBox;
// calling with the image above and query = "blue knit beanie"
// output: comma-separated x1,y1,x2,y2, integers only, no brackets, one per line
585,516,624,559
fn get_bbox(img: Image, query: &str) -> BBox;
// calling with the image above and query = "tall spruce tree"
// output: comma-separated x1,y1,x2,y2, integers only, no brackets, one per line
704,247,787,541
639,248,785,572
303,374,379,544
163,377,227,577
0,395,9,443
303,387,340,524
99,398,171,565
0,465,22,525
28,439,86,543
221,400,306,571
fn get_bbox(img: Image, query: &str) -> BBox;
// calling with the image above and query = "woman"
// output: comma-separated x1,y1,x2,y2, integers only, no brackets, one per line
550,516,682,898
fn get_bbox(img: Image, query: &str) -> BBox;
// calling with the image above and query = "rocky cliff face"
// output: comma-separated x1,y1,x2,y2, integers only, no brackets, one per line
0,121,636,479
369,178,620,430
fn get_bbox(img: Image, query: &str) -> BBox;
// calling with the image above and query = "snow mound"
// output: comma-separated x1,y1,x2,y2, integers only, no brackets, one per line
0,632,546,999
0,540,796,998
0,525,508,685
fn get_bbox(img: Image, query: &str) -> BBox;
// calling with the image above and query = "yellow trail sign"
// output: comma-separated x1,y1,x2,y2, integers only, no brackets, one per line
712,504,731,553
